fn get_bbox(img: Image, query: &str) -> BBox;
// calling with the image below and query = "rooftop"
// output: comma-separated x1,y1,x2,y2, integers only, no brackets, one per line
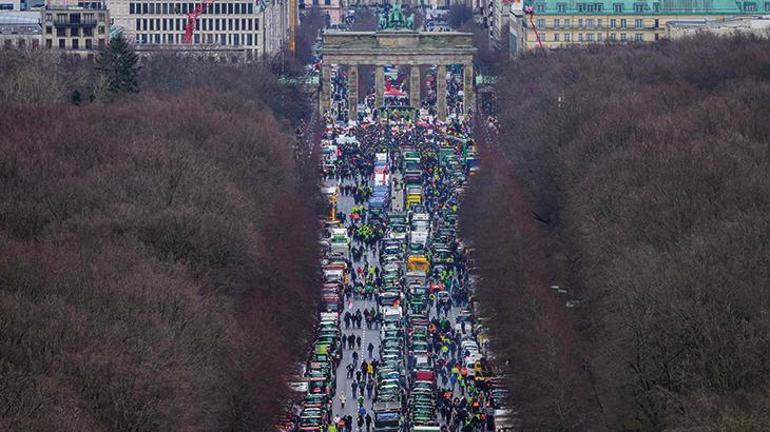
523,0,760,15
0,12,40,25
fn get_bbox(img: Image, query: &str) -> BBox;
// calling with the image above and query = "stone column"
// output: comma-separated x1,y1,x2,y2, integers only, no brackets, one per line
463,62,475,117
348,64,358,121
320,62,331,114
410,65,421,111
436,64,447,121
375,65,385,109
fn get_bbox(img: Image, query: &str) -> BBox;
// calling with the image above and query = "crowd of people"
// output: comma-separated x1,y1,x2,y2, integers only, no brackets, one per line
286,12,508,430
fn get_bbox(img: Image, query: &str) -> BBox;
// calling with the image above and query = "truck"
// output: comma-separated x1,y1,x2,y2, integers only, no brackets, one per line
329,228,350,259
373,401,402,432
407,255,430,273
406,185,423,207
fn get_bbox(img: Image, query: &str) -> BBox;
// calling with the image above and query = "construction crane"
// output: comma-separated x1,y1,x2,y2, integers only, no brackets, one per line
183,0,216,44
523,5,545,50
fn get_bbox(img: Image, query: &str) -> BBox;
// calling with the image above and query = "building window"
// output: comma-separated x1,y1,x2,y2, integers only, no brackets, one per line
57,27,65,37
654,18,659,28
536,18,545,28
32,39,39,48
634,2,645,12
598,18,602,28
587,33,594,41
557,3,566,12
765,1,770,11
653,2,660,12
324,0,330,4
609,33,617,40
564,32,571,41
84,27,92,36
99,38,105,48
610,18,616,28
59,38,65,48
578,18,583,28
46,39,52,48
553,33,560,41
743,1,757,11
554,18,561,27
540,32,547,42
85,39,92,49
613,3,623,12
595,2,603,11
620,32,627,41
587,18,594,29
621,18,627,28
564,18,571,28
98,26,105,34
536,2,545,12
129,3,135,13
576,3,585,12
597,32,603,41
46,26,52,34
635,33,643,41
578,33,583,41
635,19,643,28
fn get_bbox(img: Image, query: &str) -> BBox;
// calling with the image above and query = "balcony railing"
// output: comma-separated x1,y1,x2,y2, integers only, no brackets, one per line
53,19,97,28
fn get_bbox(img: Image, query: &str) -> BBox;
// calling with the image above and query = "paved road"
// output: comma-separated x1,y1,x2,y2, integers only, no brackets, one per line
331,179,381,421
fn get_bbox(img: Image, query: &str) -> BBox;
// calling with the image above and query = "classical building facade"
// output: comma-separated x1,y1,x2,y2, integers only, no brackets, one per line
320,23,477,120
517,0,762,50
109,0,292,58
42,5,109,57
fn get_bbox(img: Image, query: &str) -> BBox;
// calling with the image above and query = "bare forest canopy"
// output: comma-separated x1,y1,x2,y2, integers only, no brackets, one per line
0,51,320,431
461,35,770,431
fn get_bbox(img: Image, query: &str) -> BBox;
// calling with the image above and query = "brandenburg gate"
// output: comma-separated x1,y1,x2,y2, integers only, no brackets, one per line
319,6,477,121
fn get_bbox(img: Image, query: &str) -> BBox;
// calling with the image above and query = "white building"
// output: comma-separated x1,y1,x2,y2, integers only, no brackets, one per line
506,0,522,55
108,0,292,58
0,0,20,11
667,14,770,38
489,0,515,48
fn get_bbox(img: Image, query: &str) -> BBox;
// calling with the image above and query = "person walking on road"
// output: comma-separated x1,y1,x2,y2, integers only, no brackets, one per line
356,335,361,349
351,380,358,397
364,413,372,432
367,342,374,358
339,392,346,409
